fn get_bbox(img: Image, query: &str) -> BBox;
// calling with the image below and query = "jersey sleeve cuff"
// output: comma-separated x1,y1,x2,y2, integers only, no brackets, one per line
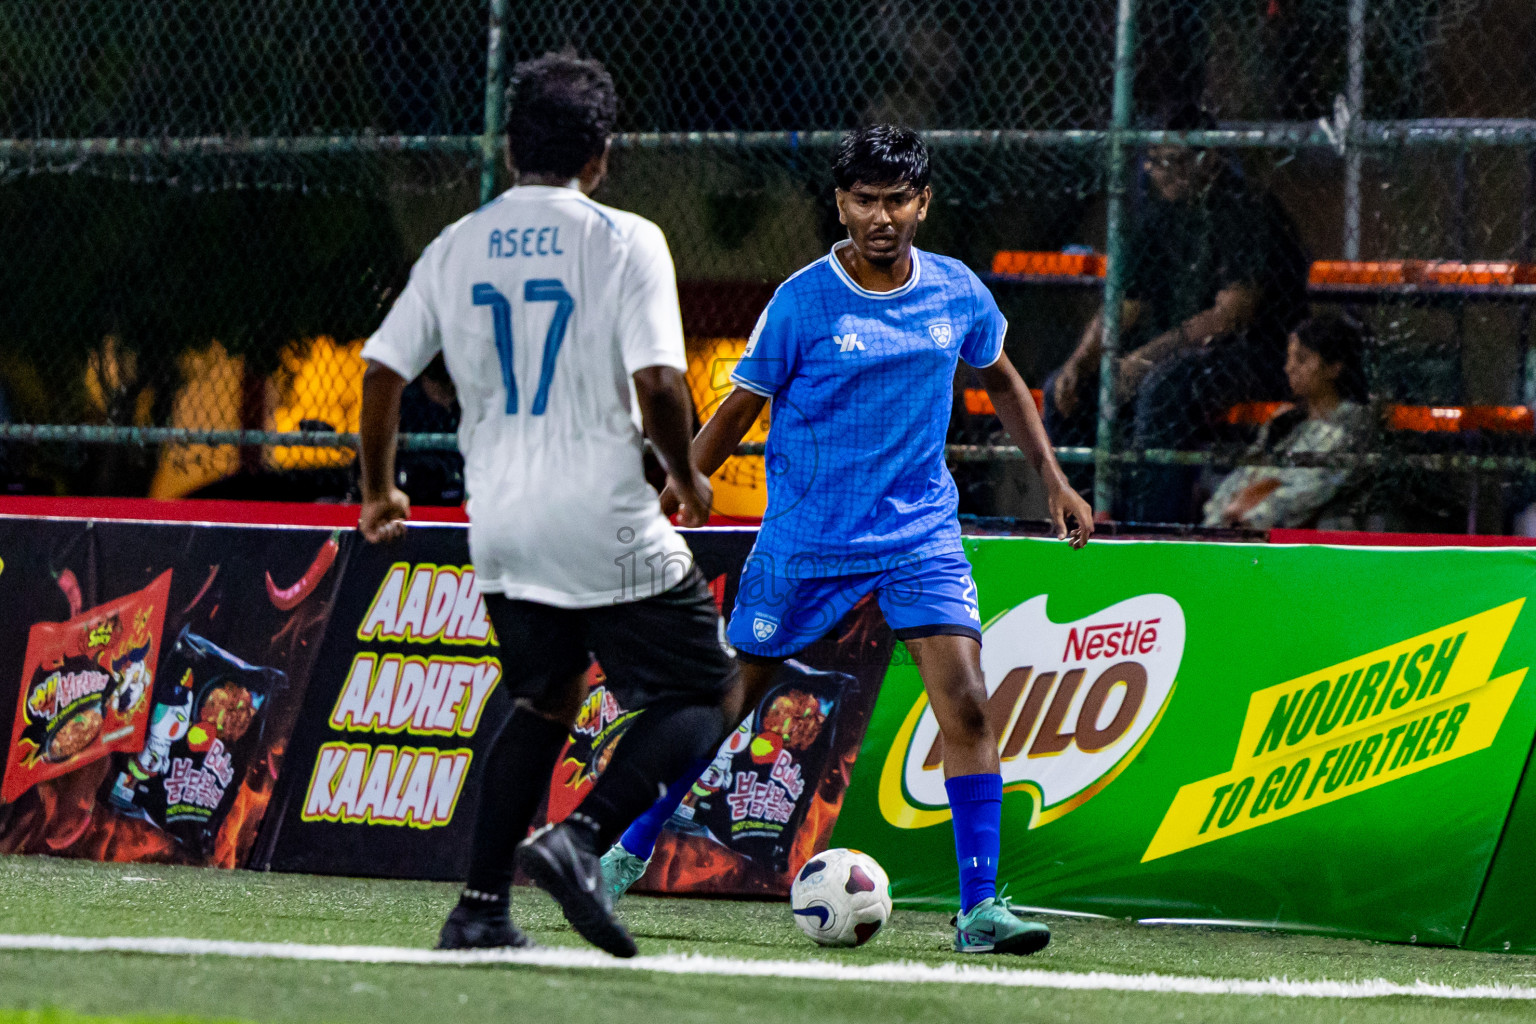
729,374,776,398
964,321,1008,369
624,351,689,376
359,340,425,383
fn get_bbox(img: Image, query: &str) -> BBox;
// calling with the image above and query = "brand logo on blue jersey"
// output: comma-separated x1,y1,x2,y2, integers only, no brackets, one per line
928,322,954,348
752,615,779,642
834,332,865,354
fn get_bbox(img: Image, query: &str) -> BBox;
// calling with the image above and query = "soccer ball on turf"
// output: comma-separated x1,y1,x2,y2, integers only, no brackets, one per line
790,847,892,947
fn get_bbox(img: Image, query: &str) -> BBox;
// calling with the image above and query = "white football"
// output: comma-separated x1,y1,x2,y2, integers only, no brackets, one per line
790,847,892,947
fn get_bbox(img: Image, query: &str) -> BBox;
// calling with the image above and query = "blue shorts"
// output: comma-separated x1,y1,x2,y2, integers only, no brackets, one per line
725,550,982,660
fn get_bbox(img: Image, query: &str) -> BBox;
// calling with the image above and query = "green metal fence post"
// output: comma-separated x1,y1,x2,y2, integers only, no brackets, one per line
1343,0,1366,259
480,0,509,206
1094,0,1139,517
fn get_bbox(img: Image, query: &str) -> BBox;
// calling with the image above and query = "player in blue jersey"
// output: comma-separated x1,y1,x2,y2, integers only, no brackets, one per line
602,125,1093,954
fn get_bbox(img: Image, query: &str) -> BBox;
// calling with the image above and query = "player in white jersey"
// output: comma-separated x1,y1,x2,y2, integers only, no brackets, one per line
357,53,739,959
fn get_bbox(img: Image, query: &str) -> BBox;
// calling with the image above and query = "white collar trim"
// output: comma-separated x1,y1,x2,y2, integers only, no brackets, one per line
503,184,583,196
827,240,922,299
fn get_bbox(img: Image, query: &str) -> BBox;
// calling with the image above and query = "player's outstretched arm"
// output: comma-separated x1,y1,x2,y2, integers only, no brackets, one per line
653,386,767,522
634,366,716,528
358,360,412,544
694,387,768,478
976,353,1094,548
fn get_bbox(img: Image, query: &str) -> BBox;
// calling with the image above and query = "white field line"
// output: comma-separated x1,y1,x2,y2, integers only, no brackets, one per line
0,933,1530,1001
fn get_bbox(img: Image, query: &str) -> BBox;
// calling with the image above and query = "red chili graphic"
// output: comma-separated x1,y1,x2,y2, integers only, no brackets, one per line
181,564,220,616
55,568,83,618
266,533,340,611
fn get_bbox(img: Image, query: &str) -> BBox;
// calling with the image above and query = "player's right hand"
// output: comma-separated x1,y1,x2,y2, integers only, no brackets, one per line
658,480,681,518
359,487,411,543
1046,476,1095,549
670,470,714,528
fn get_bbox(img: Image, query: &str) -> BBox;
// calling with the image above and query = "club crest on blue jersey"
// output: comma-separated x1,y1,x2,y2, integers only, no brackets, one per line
928,322,953,348
752,615,779,642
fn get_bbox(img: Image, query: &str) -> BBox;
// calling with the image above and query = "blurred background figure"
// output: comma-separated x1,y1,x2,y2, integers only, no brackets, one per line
1203,314,1372,530
1043,103,1309,524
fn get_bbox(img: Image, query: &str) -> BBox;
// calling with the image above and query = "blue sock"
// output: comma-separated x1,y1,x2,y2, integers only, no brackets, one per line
617,756,711,860
945,773,1002,913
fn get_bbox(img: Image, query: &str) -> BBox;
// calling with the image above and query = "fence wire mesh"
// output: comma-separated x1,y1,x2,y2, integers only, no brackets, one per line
0,0,485,498
1,0,1534,534
1087,0,1536,533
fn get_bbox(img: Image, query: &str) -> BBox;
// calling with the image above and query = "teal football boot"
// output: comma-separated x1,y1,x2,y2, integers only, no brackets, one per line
599,843,650,902
953,896,1052,955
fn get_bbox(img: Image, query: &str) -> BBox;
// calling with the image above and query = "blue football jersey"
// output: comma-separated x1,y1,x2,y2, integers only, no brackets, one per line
730,243,1007,577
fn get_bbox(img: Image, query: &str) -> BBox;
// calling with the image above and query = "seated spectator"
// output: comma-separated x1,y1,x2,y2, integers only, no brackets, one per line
1044,104,1310,523
1203,315,1372,529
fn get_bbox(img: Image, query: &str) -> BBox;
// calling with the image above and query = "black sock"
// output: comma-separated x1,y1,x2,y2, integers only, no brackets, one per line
574,699,726,851
455,886,509,917
463,702,571,898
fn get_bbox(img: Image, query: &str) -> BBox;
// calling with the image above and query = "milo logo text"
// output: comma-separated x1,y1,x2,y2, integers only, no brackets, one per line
880,594,1184,830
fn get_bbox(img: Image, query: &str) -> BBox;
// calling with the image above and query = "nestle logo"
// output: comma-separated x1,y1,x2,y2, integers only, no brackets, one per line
1064,619,1160,662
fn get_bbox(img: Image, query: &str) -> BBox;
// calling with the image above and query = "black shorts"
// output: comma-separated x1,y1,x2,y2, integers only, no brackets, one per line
482,566,734,709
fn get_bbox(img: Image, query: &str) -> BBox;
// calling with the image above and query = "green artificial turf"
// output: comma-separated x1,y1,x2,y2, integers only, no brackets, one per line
0,855,1533,1024
0,1013,252,1024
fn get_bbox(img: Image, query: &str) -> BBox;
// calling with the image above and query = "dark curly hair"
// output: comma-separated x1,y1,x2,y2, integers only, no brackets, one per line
832,124,930,193
505,52,616,179
1293,314,1371,403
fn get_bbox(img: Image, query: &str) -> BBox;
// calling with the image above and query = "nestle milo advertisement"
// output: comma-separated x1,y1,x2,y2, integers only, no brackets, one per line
831,538,1536,946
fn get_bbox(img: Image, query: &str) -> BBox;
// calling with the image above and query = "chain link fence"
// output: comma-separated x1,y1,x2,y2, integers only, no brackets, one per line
1,1,1533,533
1079,0,1536,534
0,0,485,498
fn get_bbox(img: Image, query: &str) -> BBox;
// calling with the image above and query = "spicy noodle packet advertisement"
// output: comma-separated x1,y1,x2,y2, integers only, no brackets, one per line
3,569,171,803
0,518,347,867
0,513,886,897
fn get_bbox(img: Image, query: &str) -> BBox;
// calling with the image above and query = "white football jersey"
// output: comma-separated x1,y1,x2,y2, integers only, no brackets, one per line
362,185,694,608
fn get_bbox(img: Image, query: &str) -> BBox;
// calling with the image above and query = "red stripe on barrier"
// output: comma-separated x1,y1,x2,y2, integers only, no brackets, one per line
8,498,1530,547
0,496,756,530
0,496,469,527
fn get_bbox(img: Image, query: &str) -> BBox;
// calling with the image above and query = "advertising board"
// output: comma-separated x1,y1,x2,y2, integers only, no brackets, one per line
3,508,1535,949
832,538,1536,944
